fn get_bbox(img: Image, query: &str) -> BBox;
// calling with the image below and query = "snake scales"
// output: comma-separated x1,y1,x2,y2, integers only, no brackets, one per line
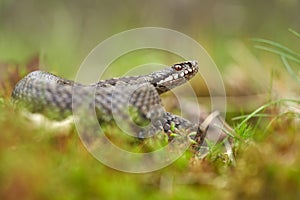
11,61,207,145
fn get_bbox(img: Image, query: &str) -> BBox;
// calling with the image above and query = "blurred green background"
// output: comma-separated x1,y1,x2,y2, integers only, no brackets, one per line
1,1,300,199
1,0,299,74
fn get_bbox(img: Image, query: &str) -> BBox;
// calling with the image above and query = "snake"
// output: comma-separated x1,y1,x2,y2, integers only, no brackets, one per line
11,61,207,145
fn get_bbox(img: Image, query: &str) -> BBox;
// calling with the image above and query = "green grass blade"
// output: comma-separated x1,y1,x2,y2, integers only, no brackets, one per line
232,113,275,121
281,56,300,83
252,38,300,59
254,45,300,64
289,28,300,39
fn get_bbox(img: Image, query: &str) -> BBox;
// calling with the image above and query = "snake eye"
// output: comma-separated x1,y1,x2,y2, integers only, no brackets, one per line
174,64,182,71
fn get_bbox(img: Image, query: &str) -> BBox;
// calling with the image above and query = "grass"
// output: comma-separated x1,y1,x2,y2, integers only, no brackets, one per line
1,69,299,199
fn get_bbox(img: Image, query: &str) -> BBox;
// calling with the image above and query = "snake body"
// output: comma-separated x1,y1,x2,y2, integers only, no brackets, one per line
12,61,206,144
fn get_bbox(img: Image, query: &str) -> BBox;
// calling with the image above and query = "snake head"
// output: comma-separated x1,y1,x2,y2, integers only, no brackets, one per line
172,60,199,79
151,60,199,94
